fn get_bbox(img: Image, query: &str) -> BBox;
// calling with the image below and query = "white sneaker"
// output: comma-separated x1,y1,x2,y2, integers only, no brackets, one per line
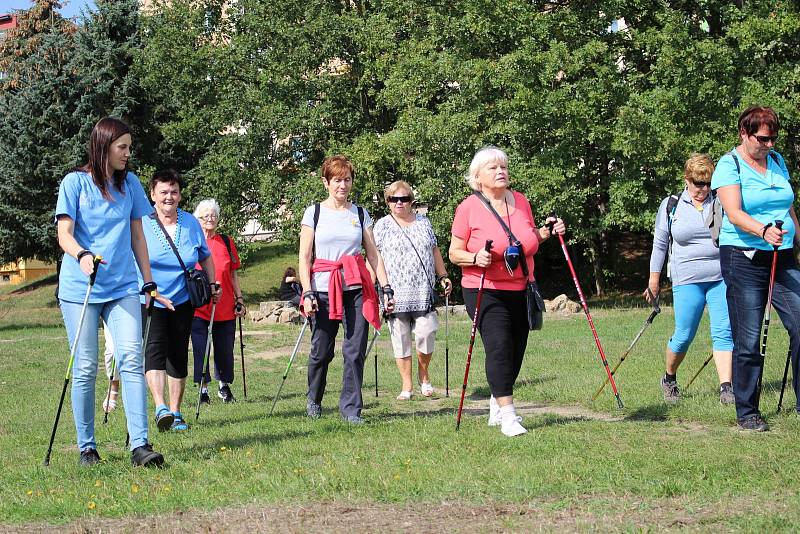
501,415,528,437
488,395,501,426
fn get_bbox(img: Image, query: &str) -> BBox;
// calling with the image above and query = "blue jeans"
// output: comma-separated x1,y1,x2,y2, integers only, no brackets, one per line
669,280,733,353
60,294,149,451
719,246,800,420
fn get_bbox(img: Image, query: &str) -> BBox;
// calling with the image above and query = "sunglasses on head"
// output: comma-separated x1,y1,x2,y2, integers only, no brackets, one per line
691,180,711,188
753,134,778,144
388,195,412,204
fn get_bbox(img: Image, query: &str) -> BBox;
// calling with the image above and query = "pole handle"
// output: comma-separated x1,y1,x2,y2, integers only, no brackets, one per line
89,255,103,285
484,240,493,252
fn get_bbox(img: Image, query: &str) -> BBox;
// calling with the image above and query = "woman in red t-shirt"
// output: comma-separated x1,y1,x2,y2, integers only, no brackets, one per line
449,146,564,437
191,199,247,404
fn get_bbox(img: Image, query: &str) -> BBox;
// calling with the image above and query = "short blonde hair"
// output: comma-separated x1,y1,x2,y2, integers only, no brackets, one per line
384,180,414,204
466,146,508,191
194,198,221,219
684,153,714,183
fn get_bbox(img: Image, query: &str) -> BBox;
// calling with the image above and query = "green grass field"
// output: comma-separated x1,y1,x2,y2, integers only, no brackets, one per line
2,245,800,531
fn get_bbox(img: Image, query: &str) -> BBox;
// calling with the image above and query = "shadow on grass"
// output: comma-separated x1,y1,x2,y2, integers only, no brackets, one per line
6,274,58,295
624,403,669,422
179,430,312,456
469,376,556,400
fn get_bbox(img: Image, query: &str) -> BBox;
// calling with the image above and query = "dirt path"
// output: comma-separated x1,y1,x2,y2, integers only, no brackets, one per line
9,495,767,533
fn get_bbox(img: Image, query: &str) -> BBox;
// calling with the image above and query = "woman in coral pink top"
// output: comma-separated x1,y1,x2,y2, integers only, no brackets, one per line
449,146,564,437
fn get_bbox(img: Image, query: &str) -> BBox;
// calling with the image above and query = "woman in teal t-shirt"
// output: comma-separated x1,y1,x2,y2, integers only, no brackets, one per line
55,117,168,467
712,105,800,432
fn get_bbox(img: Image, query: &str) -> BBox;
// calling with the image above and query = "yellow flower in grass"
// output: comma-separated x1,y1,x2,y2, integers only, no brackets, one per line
26,490,32,496
131,484,139,494
94,480,102,487
87,501,96,510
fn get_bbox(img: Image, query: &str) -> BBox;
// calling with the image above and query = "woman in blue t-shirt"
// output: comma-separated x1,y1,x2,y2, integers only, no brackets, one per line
712,105,800,432
139,169,216,433
55,117,167,467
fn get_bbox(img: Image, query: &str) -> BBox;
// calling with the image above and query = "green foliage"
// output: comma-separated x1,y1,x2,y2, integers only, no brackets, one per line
0,0,150,263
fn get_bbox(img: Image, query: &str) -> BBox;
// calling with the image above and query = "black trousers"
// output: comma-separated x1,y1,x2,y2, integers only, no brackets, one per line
463,287,529,398
191,318,236,385
307,290,369,417
142,300,194,378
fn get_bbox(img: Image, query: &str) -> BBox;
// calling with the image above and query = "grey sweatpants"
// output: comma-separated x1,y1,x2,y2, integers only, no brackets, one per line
307,289,369,417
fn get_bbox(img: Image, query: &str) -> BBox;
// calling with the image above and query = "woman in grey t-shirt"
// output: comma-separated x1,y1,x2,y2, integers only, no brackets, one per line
298,155,394,424
646,154,733,405
373,181,452,400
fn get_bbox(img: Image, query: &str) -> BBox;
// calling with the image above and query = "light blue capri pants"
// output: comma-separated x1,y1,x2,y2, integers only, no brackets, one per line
669,280,733,353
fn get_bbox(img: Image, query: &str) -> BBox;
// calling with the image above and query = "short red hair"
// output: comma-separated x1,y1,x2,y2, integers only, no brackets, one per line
738,105,780,136
321,155,354,183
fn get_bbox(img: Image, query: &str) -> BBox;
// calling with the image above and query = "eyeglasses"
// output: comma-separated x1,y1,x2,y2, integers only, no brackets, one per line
691,180,711,188
753,134,778,144
200,214,218,221
388,195,412,204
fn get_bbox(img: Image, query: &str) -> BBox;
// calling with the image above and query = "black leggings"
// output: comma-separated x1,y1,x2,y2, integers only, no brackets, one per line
463,287,529,398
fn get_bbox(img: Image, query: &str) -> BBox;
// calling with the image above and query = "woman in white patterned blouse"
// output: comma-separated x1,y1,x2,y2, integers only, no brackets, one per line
373,181,452,400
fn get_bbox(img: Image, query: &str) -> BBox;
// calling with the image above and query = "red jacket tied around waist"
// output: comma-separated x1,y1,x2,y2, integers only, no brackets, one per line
312,254,381,330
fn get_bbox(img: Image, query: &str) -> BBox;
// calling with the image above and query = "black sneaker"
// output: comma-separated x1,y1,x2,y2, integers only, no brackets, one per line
719,383,735,405
307,400,321,419
218,384,235,403
79,448,101,466
738,414,769,432
200,390,211,405
131,443,165,467
661,377,681,404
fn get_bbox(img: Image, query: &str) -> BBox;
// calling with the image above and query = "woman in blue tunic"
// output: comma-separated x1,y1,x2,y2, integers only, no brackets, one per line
713,105,800,432
56,117,167,467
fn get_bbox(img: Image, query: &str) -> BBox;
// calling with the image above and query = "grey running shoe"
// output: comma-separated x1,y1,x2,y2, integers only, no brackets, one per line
738,414,769,432
661,377,681,404
342,415,366,425
719,383,735,405
307,401,321,419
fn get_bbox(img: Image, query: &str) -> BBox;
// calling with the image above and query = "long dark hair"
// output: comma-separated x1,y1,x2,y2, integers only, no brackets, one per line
79,117,130,200
283,266,297,279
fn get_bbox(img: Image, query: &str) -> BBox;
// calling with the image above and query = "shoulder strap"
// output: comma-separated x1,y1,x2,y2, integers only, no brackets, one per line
666,193,680,240
471,190,530,278
357,206,364,228
768,151,780,167
729,150,741,175
219,233,234,262
313,203,321,230
150,212,189,275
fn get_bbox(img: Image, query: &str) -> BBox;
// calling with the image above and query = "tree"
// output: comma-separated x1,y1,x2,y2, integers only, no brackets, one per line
136,0,800,294
0,0,151,264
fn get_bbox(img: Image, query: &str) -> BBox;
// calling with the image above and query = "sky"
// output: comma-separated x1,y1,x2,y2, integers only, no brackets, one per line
2,1,97,19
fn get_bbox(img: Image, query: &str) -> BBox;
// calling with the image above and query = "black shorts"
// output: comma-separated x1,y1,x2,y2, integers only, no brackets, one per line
143,300,194,378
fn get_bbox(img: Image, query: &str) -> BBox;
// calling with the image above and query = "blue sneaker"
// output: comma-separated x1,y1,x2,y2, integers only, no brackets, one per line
170,412,188,432
155,405,174,432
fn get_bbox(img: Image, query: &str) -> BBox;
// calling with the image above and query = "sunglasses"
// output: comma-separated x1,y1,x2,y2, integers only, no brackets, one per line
691,180,711,188
753,134,778,144
388,195,412,204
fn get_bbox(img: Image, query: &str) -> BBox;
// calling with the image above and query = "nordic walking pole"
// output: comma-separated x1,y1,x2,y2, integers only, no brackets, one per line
269,316,310,415
196,284,220,421
445,292,450,397
237,310,247,399
373,326,379,397
777,349,792,413
456,240,492,431
44,256,102,466
124,288,157,449
756,220,783,407
550,216,624,409
104,290,157,424
685,352,714,390
592,289,660,400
